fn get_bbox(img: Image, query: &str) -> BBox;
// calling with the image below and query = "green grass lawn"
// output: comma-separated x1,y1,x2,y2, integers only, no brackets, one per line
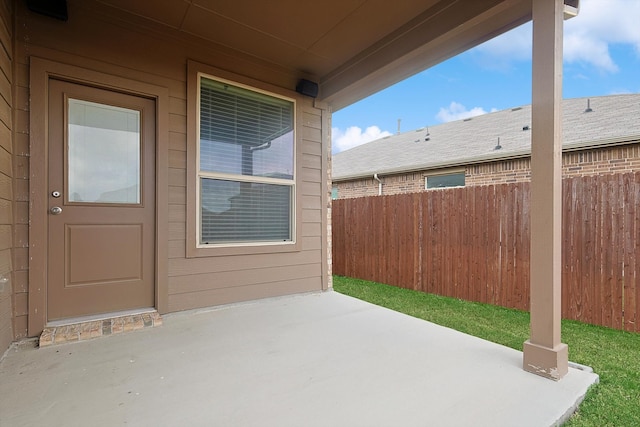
333,276,640,427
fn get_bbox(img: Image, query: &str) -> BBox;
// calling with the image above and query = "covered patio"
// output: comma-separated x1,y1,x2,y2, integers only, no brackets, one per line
0,1,594,423
1,291,597,426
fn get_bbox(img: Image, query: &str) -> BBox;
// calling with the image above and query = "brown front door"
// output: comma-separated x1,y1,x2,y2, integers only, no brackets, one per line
47,79,156,321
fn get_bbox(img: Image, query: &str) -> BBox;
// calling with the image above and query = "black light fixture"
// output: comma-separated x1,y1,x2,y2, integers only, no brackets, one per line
295,79,319,98
27,0,68,21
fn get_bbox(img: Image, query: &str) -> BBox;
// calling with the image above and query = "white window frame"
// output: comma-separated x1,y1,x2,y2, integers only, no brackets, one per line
186,61,301,257
424,169,466,190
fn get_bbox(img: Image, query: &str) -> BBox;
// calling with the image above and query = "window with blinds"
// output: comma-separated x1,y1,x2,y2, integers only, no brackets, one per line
197,75,295,245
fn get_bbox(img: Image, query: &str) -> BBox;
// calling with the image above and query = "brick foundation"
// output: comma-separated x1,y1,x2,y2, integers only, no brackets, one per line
39,312,162,347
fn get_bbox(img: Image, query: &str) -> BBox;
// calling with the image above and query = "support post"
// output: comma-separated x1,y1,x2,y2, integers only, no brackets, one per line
523,0,568,380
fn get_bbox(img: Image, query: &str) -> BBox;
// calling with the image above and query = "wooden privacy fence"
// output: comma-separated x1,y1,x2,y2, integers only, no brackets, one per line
332,171,640,332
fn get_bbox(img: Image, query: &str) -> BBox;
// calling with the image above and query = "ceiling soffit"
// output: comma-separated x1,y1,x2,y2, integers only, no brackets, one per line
93,0,531,109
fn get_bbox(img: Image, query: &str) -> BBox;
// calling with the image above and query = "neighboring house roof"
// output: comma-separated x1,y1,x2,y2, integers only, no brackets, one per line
332,94,640,181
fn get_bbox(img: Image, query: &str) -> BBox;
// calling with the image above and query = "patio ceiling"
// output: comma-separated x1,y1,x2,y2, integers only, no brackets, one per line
94,0,532,110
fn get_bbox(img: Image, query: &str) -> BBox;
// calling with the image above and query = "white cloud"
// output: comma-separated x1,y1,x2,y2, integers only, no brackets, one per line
472,24,532,70
471,0,640,73
331,125,392,153
435,102,494,123
564,31,617,72
563,0,640,71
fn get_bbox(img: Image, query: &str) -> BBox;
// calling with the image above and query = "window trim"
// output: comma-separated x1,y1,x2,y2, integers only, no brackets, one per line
424,168,466,190
186,60,302,258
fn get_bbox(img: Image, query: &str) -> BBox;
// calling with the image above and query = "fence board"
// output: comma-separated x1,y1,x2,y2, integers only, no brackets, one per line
612,174,624,329
487,186,500,306
477,185,488,305
634,172,640,332
562,178,574,320
413,194,423,291
596,177,607,327
422,192,432,294
622,172,637,331
429,191,441,295
447,189,457,298
332,171,640,331
504,186,514,308
500,186,509,308
585,175,597,325
402,194,416,289
433,190,442,296
515,184,528,310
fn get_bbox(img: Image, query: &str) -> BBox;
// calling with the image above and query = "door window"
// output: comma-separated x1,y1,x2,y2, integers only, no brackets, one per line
67,98,141,204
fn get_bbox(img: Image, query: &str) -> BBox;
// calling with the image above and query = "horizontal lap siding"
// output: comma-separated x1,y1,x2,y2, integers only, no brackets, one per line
167,97,187,262
167,104,324,312
17,1,326,326
0,0,11,352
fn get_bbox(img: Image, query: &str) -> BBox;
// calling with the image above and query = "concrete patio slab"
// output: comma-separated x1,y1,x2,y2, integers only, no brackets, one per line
0,291,598,427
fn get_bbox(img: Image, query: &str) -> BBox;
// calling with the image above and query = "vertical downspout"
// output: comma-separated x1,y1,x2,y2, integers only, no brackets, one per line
373,173,382,196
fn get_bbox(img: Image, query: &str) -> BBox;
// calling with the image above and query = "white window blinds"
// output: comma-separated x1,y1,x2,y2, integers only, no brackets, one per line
198,76,295,245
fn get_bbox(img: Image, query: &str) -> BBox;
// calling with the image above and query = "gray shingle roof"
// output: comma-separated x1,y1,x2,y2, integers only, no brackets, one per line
332,94,640,181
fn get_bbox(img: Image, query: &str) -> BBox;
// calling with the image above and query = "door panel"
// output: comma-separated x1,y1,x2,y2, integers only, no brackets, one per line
66,224,142,286
47,79,156,321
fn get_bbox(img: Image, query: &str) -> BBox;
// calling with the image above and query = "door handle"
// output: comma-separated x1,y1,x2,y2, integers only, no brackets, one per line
50,206,63,215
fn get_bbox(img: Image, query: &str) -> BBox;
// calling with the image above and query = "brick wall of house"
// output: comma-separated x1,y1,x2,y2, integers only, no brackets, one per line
334,142,640,199
335,177,380,199
466,158,531,186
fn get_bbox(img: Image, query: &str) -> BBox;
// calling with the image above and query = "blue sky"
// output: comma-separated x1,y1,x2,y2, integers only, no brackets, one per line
332,0,640,153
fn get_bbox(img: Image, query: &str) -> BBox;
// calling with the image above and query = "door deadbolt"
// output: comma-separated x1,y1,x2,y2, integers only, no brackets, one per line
52,191,61,198
50,206,63,215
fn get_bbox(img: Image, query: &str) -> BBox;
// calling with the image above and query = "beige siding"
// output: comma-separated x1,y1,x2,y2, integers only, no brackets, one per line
335,142,640,198
17,1,328,333
170,97,325,310
0,0,12,353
